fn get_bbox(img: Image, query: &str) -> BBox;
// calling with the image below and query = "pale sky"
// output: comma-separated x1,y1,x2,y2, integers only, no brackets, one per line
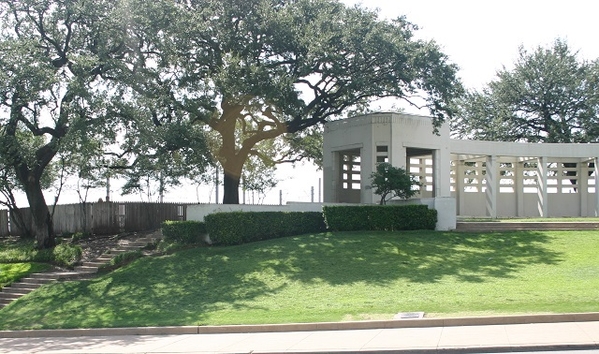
17,0,599,206
345,0,599,91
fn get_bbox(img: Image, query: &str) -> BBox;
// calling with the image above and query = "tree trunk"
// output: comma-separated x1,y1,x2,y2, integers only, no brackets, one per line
24,181,55,249
223,171,241,204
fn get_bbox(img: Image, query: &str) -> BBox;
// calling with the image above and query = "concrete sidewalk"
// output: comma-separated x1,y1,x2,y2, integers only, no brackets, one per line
1,317,599,353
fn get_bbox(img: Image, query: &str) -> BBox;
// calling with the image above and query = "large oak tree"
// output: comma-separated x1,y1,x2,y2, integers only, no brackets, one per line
0,0,211,248
0,0,130,248
133,0,462,204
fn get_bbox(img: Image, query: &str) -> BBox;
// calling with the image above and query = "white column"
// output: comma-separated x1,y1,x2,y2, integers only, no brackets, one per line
456,160,465,215
323,151,339,203
485,155,497,218
579,159,588,216
595,157,599,217
433,147,452,198
516,162,524,217
537,157,548,218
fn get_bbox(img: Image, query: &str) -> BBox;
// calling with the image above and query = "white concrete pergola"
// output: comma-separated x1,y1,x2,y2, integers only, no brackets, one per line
323,112,599,229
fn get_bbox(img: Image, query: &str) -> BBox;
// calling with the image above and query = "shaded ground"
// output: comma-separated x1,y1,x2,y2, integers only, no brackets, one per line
74,230,160,262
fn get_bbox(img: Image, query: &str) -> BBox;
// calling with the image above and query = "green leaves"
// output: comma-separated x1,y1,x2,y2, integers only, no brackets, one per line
454,39,599,143
151,0,461,202
370,163,421,205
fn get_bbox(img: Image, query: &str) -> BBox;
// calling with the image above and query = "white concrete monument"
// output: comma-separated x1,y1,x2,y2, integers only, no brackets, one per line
323,112,599,230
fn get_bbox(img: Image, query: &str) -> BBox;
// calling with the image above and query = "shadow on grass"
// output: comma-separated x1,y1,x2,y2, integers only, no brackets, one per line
257,230,563,284
0,230,563,329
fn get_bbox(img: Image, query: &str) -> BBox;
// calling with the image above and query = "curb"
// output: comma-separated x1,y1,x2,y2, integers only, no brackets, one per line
249,344,599,354
1,312,599,338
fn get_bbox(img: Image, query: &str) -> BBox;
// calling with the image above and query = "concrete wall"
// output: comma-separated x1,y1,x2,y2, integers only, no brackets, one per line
323,112,599,223
324,112,451,205
187,202,325,222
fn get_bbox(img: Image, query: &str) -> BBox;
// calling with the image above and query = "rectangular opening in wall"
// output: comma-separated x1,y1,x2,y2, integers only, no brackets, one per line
523,187,537,193
561,178,578,193
376,145,388,165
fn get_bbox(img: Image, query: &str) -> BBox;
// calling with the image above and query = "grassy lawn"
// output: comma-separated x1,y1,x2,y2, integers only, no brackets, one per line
1,263,53,287
0,230,598,330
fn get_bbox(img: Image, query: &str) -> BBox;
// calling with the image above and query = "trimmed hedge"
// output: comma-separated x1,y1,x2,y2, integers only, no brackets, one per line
205,211,326,246
161,220,207,244
323,204,437,231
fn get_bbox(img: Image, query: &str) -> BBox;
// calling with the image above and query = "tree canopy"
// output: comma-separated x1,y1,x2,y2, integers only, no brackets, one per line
452,39,599,143
0,0,212,248
126,0,462,204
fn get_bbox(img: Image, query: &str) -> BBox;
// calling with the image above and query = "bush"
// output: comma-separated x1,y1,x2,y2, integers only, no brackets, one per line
323,205,437,231
50,243,83,268
102,250,143,270
0,239,82,268
71,232,91,242
205,211,326,246
161,220,207,245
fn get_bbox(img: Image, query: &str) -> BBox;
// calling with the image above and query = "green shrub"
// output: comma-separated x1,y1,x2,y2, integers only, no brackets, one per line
205,211,326,246
321,206,370,231
161,221,207,245
71,232,91,242
103,250,143,269
323,204,437,231
50,243,83,268
0,239,81,268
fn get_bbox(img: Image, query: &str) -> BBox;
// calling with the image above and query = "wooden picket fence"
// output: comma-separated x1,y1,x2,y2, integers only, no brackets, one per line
0,202,189,237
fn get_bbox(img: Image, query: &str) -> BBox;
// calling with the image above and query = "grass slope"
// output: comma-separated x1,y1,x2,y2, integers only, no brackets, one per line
1,230,598,330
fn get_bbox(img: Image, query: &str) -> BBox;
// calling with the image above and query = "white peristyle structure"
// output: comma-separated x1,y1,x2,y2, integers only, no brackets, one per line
323,112,599,230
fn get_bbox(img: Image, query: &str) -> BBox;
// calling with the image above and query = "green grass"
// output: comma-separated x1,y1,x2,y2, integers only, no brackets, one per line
0,263,53,287
0,238,54,287
1,230,598,330
0,237,82,269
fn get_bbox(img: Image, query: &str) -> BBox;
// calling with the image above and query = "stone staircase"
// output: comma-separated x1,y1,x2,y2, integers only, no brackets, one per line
0,231,161,309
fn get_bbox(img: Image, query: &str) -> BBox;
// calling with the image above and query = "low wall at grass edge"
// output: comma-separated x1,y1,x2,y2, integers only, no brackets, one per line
187,198,456,231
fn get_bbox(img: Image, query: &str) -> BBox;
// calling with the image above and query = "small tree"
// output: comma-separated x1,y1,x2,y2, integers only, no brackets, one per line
370,163,421,205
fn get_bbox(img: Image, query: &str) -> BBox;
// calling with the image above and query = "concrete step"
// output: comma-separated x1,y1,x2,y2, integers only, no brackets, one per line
95,255,113,261
120,241,149,247
456,222,599,232
18,277,56,285
1,287,33,296
115,245,144,251
73,266,98,274
28,272,59,279
105,249,129,255
0,298,13,307
82,261,108,268
9,283,40,291
0,292,22,301
26,272,79,281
